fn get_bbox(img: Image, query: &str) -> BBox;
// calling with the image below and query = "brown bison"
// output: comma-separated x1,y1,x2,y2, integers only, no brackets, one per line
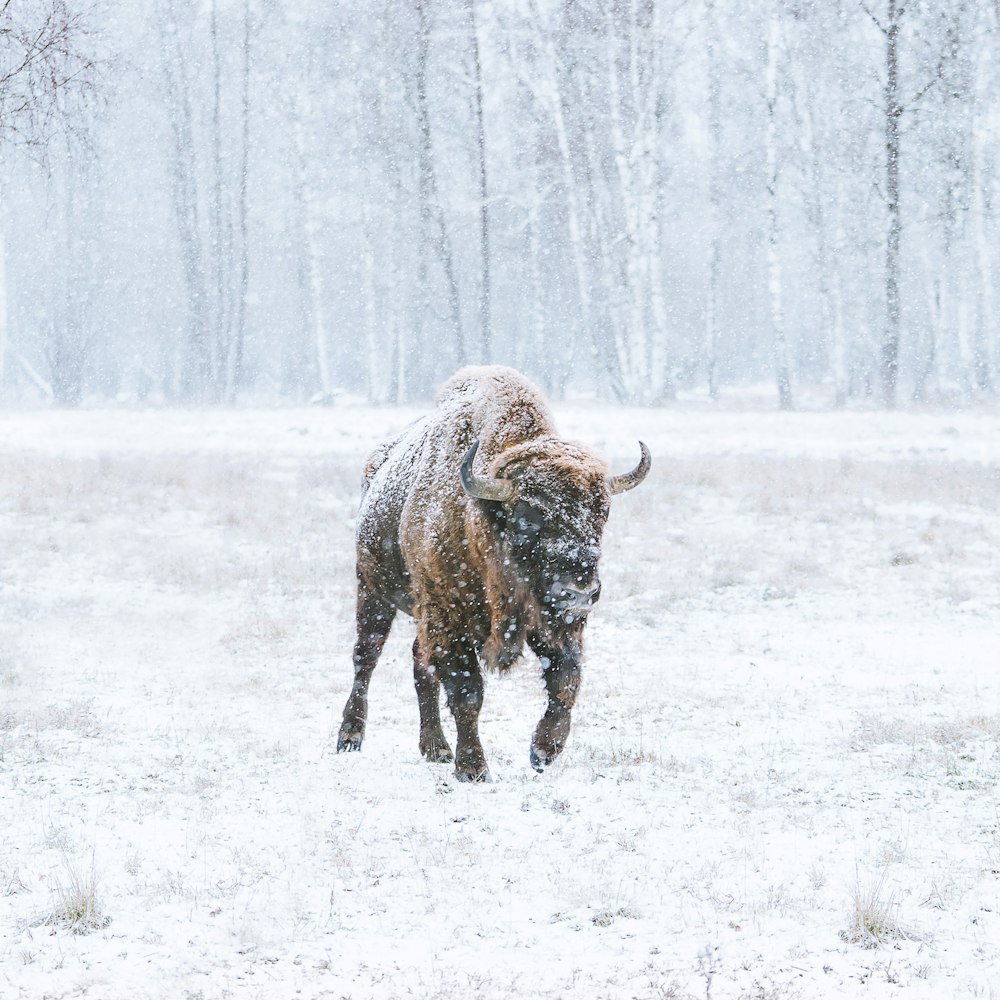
336,366,650,781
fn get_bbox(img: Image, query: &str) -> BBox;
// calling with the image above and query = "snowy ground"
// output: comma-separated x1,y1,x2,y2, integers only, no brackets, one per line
2,402,999,999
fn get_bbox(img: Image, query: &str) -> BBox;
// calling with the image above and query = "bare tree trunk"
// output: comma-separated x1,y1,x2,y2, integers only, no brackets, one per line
705,2,722,399
415,0,465,372
363,234,379,402
45,157,95,406
158,2,210,401
913,268,939,402
765,16,793,410
525,202,546,378
939,1,980,400
290,67,331,400
532,8,593,390
606,4,641,396
605,0,673,403
795,38,846,406
578,117,628,400
971,98,995,394
469,0,492,362
882,0,903,408
210,0,227,391
227,0,251,403
0,223,7,392
830,248,847,406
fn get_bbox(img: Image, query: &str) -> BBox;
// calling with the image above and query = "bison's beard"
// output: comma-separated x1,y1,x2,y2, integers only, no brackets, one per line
479,572,533,673
481,618,526,673
478,572,592,674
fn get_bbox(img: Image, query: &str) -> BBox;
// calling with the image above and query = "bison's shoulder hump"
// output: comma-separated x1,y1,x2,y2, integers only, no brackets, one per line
436,366,555,455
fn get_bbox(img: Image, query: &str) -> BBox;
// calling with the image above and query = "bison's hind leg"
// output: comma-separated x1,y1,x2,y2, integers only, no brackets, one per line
337,585,396,753
413,637,453,764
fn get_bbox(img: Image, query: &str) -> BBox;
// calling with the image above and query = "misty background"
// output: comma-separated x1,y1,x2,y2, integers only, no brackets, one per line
0,0,997,409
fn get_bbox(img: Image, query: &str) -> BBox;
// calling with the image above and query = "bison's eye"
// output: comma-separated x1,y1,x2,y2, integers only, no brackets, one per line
510,501,543,546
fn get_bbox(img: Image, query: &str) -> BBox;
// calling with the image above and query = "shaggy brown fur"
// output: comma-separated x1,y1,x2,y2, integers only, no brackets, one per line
336,365,649,781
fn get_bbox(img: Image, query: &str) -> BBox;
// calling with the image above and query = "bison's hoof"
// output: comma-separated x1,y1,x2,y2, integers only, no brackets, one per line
529,745,559,773
455,766,492,783
420,736,454,764
336,730,363,753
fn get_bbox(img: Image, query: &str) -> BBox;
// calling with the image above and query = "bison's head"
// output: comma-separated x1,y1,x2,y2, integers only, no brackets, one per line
460,438,651,625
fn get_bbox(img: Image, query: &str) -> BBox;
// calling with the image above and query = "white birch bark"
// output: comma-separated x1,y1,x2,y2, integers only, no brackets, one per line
705,2,722,398
361,196,381,403
602,0,674,402
765,15,793,410
291,104,330,399
524,3,593,389
209,0,227,389
971,102,995,393
469,0,492,362
882,0,903,407
0,226,6,392
228,0,251,401
606,3,642,397
645,0,672,400
578,115,629,399
157,0,210,400
795,48,847,405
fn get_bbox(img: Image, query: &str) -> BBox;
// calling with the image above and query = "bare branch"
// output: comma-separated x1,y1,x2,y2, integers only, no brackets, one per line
859,0,886,35
0,0,102,157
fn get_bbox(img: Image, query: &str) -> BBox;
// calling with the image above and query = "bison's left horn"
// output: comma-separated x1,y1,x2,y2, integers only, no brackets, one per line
608,441,651,495
460,440,515,502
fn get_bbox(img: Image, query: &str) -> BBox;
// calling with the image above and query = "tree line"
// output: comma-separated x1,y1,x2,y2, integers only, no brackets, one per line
1,0,997,408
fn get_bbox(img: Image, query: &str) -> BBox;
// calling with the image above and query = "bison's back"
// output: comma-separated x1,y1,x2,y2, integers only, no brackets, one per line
355,420,429,615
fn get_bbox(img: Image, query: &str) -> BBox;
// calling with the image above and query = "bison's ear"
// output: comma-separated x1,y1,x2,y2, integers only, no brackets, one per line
608,441,651,495
460,440,515,503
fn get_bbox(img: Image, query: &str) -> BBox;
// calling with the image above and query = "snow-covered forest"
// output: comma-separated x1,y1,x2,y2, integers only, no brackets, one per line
2,0,999,408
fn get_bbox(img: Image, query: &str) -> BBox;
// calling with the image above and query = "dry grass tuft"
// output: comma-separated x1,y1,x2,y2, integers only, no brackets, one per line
842,870,904,949
48,858,110,934
850,712,1000,752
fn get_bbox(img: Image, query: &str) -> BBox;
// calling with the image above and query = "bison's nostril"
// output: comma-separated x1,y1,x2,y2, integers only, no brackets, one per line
553,581,602,610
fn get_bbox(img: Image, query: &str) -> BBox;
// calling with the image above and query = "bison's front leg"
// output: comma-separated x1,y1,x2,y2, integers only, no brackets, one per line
412,636,453,764
528,634,582,772
427,630,490,782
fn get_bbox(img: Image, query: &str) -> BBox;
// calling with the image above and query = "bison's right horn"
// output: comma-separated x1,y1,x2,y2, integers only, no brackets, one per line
460,440,515,502
608,441,652,495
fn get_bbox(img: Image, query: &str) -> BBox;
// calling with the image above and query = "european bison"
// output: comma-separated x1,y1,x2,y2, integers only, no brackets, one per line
336,366,650,781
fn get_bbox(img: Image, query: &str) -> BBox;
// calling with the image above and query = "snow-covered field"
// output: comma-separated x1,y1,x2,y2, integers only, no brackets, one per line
2,403,999,999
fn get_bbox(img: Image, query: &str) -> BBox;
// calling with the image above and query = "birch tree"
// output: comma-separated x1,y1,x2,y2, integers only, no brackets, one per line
414,0,465,378
520,2,597,393
0,0,101,399
602,0,676,403
704,0,723,399
155,0,253,402
468,0,492,362
969,17,996,394
862,0,938,406
0,0,100,152
764,11,793,409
